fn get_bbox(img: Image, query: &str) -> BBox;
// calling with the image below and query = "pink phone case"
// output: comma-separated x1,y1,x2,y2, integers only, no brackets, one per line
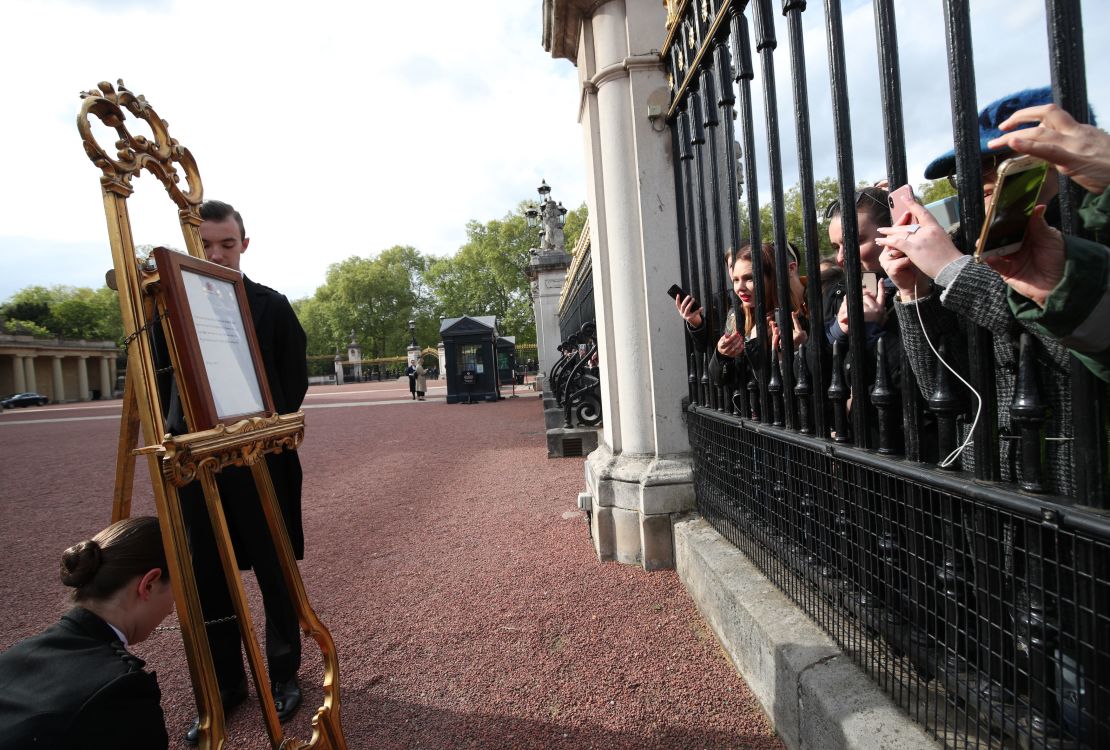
888,184,916,226
861,271,879,297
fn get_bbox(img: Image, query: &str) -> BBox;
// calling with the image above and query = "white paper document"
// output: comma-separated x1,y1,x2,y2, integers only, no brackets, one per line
182,269,265,419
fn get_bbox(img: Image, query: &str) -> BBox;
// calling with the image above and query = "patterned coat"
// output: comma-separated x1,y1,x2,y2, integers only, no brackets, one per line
894,258,1074,496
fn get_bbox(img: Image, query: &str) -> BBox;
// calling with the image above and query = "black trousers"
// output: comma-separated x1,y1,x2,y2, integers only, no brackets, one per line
181,469,301,689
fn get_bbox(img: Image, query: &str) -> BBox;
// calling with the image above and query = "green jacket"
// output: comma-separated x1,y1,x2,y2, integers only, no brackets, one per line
1006,191,1110,382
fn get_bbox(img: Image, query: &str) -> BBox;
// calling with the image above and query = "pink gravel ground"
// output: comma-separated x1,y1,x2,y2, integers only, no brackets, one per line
0,380,783,749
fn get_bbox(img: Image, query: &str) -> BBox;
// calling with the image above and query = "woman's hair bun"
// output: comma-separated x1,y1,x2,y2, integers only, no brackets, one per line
60,539,103,588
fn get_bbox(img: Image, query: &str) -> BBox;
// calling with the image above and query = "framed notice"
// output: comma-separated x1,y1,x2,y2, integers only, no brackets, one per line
154,247,274,431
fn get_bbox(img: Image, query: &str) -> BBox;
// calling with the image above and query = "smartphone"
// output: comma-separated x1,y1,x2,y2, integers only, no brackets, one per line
724,307,737,336
887,184,916,226
861,271,879,297
976,155,1049,260
667,283,700,310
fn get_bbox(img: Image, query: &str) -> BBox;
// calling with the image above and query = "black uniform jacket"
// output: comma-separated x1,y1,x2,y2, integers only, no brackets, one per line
210,277,309,567
164,276,308,568
0,607,168,749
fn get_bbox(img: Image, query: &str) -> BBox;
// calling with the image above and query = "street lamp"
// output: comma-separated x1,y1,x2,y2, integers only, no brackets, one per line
408,319,417,348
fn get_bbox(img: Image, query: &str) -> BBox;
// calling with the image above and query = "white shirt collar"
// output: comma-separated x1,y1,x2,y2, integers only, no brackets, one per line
106,621,128,647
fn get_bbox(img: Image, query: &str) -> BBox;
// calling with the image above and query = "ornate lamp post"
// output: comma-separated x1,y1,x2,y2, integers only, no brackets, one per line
523,179,574,391
526,178,567,252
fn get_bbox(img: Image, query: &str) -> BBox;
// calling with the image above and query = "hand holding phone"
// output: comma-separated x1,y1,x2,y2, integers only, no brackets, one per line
667,283,701,310
976,155,1049,260
861,271,880,297
887,184,916,226
668,283,703,326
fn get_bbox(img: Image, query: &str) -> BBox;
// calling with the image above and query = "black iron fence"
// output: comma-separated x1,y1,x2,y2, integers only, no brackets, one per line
558,256,595,343
664,0,1108,746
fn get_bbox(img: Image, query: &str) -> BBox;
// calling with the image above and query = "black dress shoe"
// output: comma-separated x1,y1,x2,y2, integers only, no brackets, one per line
272,676,302,722
184,679,249,745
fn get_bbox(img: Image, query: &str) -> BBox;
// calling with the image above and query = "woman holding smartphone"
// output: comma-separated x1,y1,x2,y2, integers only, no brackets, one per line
706,242,807,412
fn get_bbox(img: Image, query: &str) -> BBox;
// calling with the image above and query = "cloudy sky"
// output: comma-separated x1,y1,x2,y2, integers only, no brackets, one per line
1,0,1107,303
746,0,1110,208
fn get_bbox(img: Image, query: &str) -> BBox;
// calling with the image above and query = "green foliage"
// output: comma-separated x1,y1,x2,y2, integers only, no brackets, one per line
296,245,432,359
917,178,958,205
424,203,591,345
292,201,590,357
562,202,588,251
4,319,53,337
1,285,122,341
425,214,533,341
756,177,842,272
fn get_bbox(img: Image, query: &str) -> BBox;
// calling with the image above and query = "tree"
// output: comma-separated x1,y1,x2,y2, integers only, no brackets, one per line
291,245,442,359
917,178,957,205
563,202,588,252
290,201,589,357
1,285,122,341
301,246,427,359
2,286,57,332
423,202,587,344
756,177,843,272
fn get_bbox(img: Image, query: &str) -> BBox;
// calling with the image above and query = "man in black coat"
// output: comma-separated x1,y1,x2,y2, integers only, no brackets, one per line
180,200,309,744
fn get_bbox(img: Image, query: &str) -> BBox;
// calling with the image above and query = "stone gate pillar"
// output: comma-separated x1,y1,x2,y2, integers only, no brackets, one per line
347,332,362,382
526,247,572,391
545,0,693,570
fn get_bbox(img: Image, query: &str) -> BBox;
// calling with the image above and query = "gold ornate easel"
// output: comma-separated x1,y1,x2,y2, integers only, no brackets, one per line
78,80,347,750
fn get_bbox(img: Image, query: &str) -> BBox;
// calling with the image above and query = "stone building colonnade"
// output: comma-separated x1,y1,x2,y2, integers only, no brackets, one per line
0,334,119,403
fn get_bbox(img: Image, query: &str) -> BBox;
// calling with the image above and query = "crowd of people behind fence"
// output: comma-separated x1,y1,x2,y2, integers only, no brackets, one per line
675,86,1110,499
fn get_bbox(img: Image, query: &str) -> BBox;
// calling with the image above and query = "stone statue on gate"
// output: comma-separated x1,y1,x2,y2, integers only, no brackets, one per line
539,200,565,253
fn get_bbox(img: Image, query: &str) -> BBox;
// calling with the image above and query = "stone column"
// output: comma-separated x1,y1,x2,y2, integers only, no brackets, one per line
526,250,572,390
109,357,118,395
99,357,111,399
23,355,37,394
437,342,446,380
546,0,693,570
52,356,66,403
76,356,89,401
11,355,26,393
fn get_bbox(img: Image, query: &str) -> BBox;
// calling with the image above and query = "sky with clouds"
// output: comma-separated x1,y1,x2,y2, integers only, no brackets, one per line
1,0,1106,303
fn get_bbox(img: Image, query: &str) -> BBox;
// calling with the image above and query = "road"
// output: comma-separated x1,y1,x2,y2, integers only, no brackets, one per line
0,379,780,749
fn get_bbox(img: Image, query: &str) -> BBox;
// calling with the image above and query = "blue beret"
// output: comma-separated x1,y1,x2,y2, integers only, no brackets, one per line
923,86,1097,180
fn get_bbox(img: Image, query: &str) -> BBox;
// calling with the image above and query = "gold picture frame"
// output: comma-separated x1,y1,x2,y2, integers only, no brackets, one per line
154,247,274,431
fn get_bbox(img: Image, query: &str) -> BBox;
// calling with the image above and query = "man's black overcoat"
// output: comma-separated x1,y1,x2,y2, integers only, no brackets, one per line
217,277,308,567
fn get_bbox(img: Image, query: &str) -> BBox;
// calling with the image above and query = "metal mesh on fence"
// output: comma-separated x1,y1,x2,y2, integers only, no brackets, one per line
689,406,1109,748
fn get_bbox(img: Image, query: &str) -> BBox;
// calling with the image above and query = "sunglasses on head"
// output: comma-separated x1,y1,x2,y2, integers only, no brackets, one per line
823,190,887,221
946,154,1000,190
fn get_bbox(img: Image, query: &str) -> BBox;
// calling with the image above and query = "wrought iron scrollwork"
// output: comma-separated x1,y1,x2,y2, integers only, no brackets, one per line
555,321,602,429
